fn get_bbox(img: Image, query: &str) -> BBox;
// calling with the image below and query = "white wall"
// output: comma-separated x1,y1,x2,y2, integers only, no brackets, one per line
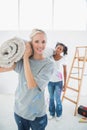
0,31,87,95
0,0,87,30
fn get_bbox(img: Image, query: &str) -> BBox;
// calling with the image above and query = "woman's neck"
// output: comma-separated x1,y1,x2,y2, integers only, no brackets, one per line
32,54,44,60
53,54,62,60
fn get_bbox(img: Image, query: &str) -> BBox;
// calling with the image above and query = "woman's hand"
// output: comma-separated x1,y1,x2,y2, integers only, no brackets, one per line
23,42,33,59
62,83,66,92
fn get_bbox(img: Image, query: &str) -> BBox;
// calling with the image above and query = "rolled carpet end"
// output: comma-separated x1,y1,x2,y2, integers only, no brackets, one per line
0,37,25,68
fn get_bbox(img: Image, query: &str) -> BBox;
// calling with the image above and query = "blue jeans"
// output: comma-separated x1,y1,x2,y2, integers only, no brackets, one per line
48,81,63,117
14,113,47,130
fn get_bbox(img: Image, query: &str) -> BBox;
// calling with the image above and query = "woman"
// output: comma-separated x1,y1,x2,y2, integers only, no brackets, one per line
0,29,54,130
48,42,68,121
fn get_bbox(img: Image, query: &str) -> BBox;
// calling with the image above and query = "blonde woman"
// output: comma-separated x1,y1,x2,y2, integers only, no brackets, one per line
0,29,54,130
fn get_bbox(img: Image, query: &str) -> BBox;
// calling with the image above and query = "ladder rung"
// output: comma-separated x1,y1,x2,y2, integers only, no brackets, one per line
76,46,87,48
73,67,83,69
67,86,79,92
63,96,77,104
75,56,84,59
75,57,87,61
70,76,81,80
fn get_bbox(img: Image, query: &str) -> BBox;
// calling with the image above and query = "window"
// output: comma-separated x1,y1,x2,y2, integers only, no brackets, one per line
20,0,52,30
0,0,18,30
0,0,86,30
53,0,87,30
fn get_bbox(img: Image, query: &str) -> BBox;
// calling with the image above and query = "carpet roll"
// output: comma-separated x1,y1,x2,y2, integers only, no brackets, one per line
0,37,25,68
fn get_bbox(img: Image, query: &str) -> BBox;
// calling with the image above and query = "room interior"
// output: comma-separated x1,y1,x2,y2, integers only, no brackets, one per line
0,0,87,130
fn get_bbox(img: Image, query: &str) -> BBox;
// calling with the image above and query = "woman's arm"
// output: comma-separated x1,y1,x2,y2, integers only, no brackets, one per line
0,64,16,73
63,65,67,91
23,43,37,89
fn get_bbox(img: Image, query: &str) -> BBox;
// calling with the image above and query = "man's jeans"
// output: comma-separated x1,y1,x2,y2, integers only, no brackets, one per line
14,113,47,130
48,81,63,117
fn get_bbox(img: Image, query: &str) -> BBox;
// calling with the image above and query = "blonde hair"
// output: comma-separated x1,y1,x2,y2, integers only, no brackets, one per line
30,29,46,40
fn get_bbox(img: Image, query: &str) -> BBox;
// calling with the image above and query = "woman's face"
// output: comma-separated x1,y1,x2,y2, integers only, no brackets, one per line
32,33,46,55
55,45,64,55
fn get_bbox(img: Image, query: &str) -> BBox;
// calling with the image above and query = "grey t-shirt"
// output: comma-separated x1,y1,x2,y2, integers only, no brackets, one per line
14,57,54,120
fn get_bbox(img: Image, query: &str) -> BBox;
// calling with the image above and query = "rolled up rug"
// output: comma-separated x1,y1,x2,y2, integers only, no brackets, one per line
0,37,25,68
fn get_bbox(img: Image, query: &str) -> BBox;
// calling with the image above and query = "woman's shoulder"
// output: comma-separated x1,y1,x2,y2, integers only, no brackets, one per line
45,57,55,66
60,56,67,65
43,47,54,58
